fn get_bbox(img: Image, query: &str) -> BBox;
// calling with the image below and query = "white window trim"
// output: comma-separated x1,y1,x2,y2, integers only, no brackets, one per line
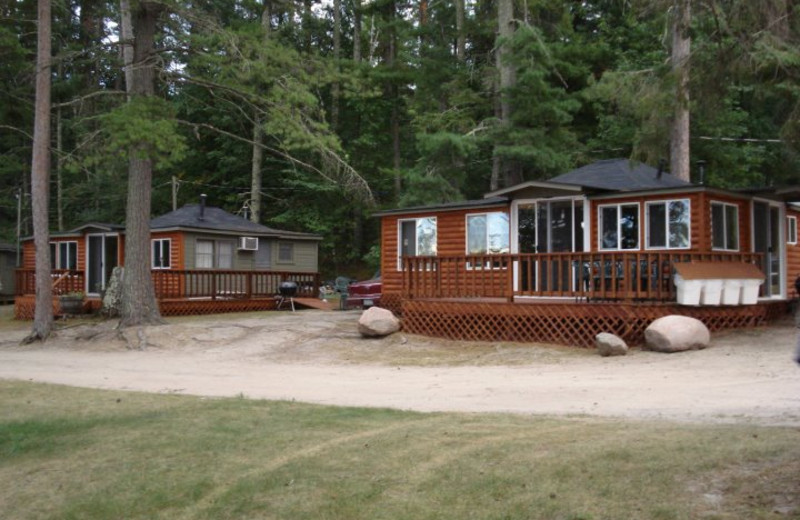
644,199,691,250
711,201,740,252
597,202,640,251
788,216,797,245
397,217,438,271
151,238,172,269
52,241,78,270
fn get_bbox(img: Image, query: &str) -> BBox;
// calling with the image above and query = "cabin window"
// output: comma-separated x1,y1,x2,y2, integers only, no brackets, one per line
217,241,234,269
50,241,77,270
151,239,171,269
598,203,639,250
195,240,214,268
788,216,797,245
278,242,294,263
645,199,690,249
467,212,509,255
711,201,739,251
400,218,437,257
399,217,437,270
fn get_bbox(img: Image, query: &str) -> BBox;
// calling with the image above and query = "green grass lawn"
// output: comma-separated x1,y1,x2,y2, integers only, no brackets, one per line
1,381,798,520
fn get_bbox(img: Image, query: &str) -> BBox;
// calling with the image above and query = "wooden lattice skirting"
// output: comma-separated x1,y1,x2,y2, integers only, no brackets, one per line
14,296,278,320
400,299,789,348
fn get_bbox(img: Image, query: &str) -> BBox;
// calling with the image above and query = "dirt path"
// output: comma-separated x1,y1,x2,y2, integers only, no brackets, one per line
1,310,799,425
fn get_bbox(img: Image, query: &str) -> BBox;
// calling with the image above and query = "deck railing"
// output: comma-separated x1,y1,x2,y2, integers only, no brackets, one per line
15,269,86,296
402,252,764,302
15,269,320,300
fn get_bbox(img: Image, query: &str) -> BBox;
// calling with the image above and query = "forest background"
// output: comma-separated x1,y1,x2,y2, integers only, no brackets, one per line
1,0,798,278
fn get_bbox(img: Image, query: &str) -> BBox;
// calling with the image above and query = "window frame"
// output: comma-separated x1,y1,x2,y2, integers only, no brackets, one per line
597,203,640,251
465,211,510,255
711,201,740,251
397,216,438,270
788,216,797,245
465,211,510,270
151,238,172,269
216,240,234,269
50,241,78,270
644,198,691,250
277,242,294,264
195,239,214,269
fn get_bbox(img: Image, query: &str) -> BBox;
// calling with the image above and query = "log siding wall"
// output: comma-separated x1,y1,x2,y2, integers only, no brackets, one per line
381,206,509,296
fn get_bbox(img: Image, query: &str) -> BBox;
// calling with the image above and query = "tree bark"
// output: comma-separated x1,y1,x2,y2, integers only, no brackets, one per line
120,0,134,98
25,0,53,344
119,0,164,328
492,0,515,190
331,0,341,130
353,0,362,62
455,0,465,61
250,113,264,223
670,0,691,182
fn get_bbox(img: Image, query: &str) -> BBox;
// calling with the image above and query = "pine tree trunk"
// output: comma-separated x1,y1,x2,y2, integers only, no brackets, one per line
119,0,164,328
331,0,341,130
670,0,691,182
455,0,465,61
353,0,361,63
250,114,263,223
25,0,53,344
492,0,515,190
120,0,134,98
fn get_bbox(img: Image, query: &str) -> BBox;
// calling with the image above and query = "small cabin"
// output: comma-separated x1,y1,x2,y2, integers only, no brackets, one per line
375,159,800,346
0,241,16,303
15,201,322,317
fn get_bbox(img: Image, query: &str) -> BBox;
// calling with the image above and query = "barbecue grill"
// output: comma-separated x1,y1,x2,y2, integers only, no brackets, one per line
277,280,298,311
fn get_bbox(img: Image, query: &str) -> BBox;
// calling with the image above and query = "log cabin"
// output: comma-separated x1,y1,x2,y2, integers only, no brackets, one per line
15,197,322,318
375,159,800,346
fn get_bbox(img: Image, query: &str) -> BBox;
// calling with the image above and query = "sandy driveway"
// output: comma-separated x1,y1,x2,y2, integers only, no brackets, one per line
1,310,799,425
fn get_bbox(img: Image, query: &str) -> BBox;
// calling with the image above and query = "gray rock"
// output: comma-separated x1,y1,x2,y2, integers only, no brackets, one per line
595,332,628,356
358,307,400,337
645,315,710,353
101,266,124,318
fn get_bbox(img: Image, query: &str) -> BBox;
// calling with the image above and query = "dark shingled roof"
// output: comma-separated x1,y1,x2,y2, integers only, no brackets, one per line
372,196,508,217
150,204,321,240
0,241,14,252
549,159,691,191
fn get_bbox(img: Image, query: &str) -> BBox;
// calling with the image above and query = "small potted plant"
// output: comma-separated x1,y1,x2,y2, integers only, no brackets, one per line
59,291,86,315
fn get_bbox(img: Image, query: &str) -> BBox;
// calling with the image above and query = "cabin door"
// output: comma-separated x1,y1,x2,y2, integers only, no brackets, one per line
752,201,783,298
86,234,119,295
513,198,585,294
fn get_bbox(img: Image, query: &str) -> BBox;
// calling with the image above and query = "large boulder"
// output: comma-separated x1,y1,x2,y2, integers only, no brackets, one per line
358,307,400,337
595,332,628,356
644,315,710,353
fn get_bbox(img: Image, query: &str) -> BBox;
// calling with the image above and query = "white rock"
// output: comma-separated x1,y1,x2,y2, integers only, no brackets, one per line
595,332,628,356
358,307,400,337
645,315,710,353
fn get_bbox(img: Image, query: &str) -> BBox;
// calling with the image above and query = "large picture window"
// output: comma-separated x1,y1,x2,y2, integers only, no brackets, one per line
467,212,509,255
711,201,739,251
151,239,171,269
646,199,690,249
598,203,639,250
50,241,77,270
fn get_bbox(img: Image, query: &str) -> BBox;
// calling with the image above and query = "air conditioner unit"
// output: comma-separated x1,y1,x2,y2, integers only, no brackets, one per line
238,237,258,251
